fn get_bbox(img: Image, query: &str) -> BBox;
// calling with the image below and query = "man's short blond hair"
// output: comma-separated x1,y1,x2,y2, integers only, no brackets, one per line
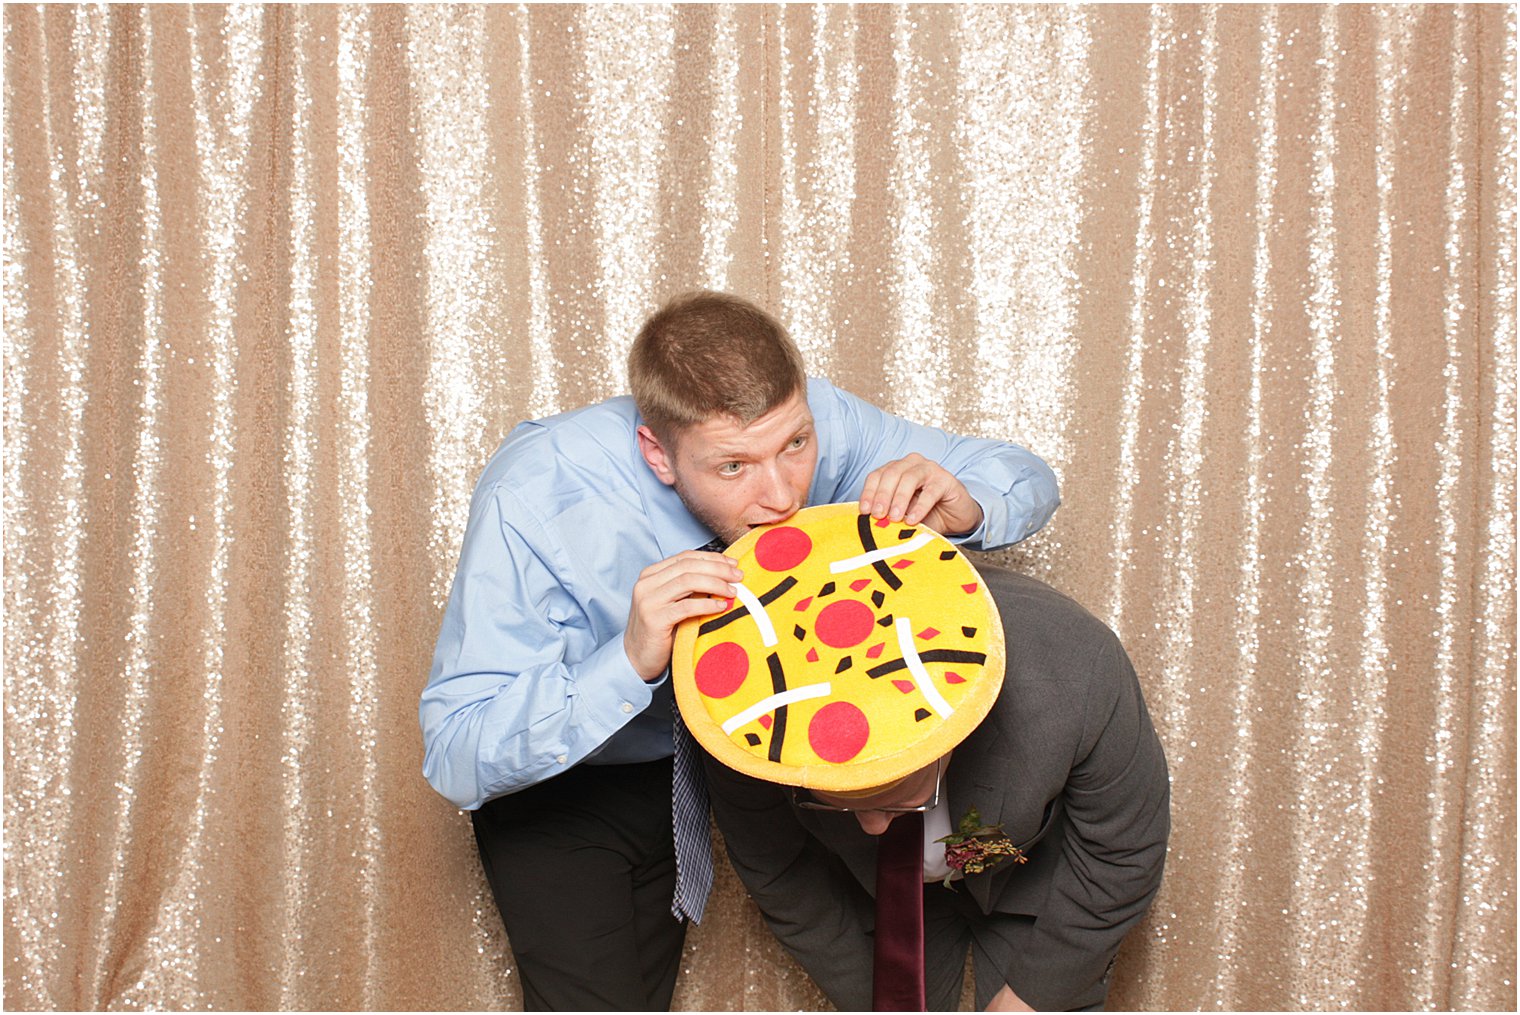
629,291,807,444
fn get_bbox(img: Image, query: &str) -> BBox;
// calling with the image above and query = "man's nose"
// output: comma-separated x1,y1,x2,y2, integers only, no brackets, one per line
756,463,795,511
855,810,899,836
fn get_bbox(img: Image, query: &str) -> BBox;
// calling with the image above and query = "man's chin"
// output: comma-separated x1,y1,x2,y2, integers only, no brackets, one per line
733,511,807,543
672,482,808,549
712,518,789,548
707,528,743,550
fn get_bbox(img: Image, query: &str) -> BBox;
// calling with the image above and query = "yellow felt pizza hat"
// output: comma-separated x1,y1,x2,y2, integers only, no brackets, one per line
672,502,1005,794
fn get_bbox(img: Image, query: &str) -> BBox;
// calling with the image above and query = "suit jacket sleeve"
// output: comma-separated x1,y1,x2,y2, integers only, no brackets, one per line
702,754,879,1010
1009,632,1170,1010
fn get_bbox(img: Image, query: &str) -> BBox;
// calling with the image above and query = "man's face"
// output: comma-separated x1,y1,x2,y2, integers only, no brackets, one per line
638,390,818,547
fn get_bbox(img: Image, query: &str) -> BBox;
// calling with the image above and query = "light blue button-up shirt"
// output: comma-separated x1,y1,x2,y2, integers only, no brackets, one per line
419,378,1060,810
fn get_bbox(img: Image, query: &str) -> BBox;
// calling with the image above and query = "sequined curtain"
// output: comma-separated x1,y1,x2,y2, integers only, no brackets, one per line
3,4,1514,1011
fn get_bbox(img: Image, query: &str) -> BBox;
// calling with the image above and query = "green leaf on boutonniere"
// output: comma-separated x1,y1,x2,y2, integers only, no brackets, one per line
935,805,1027,888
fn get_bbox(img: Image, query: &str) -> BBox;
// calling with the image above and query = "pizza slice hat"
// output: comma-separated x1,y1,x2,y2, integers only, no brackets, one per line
672,502,1006,794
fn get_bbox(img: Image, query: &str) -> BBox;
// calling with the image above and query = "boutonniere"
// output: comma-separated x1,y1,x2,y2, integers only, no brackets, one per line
934,806,1027,888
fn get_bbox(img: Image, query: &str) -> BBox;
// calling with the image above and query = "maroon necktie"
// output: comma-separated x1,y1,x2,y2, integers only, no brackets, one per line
872,811,926,1011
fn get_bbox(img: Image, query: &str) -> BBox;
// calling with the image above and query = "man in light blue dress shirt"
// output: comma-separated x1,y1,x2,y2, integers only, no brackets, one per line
419,291,1059,1010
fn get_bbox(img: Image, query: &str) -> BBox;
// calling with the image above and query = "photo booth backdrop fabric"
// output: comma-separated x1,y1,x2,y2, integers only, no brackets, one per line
2,4,1514,1010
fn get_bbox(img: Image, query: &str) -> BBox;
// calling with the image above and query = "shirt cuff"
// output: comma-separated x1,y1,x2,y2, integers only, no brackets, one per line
570,635,662,743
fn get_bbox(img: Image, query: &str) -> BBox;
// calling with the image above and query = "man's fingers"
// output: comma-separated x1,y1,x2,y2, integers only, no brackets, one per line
643,561,741,603
861,453,956,522
859,453,981,534
887,467,931,522
902,471,953,525
657,576,740,610
859,455,911,515
670,593,733,621
625,556,741,680
861,459,913,518
639,550,738,581
858,469,884,515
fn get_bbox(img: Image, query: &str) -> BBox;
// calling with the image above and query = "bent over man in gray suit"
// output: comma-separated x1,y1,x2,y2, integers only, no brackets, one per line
702,564,1170,1011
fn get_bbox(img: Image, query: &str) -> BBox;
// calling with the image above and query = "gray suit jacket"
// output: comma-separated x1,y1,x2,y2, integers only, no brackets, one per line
703,565,1170,1011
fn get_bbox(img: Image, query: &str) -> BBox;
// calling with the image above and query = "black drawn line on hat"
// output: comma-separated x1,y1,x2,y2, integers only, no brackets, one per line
864,649,987,679
696,576,797,636
852,513,903,590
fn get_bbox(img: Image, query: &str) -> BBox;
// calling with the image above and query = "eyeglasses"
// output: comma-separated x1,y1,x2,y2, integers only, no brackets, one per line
791,757,945,814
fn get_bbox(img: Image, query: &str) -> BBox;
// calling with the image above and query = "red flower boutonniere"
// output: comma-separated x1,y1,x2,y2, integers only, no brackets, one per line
935,806,1027,888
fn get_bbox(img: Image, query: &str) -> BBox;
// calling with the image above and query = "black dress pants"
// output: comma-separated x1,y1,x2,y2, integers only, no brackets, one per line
471,757,686,1011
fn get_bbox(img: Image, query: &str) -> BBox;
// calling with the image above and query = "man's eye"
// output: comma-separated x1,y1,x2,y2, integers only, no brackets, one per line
718,462,742,476
788,436,808,451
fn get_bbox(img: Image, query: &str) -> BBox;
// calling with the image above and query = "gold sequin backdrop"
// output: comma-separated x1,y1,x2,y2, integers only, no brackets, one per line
2,3,1514,1011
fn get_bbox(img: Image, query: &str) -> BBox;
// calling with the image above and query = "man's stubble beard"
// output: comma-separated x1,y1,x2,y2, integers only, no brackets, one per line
671,474,747,548
671,474,809,549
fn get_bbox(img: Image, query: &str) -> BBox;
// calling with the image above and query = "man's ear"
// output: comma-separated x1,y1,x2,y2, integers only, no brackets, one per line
637,425,677,486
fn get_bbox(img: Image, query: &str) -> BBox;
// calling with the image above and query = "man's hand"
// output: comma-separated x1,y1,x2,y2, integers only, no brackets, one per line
859,453,984,536
986,983,1035,1012
624,550,743,681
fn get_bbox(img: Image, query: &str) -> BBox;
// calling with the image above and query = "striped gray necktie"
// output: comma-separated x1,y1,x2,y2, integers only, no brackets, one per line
670,536,724,923
670,702,713,923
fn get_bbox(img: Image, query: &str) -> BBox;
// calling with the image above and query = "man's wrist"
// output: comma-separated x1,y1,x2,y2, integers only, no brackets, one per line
948,484,996,545
946,500,985,539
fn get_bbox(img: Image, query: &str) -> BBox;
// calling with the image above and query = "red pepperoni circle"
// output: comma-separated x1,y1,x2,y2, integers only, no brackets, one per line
808,701,870,763
754,526,812,572
814,599,875,648
694,642,749,699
